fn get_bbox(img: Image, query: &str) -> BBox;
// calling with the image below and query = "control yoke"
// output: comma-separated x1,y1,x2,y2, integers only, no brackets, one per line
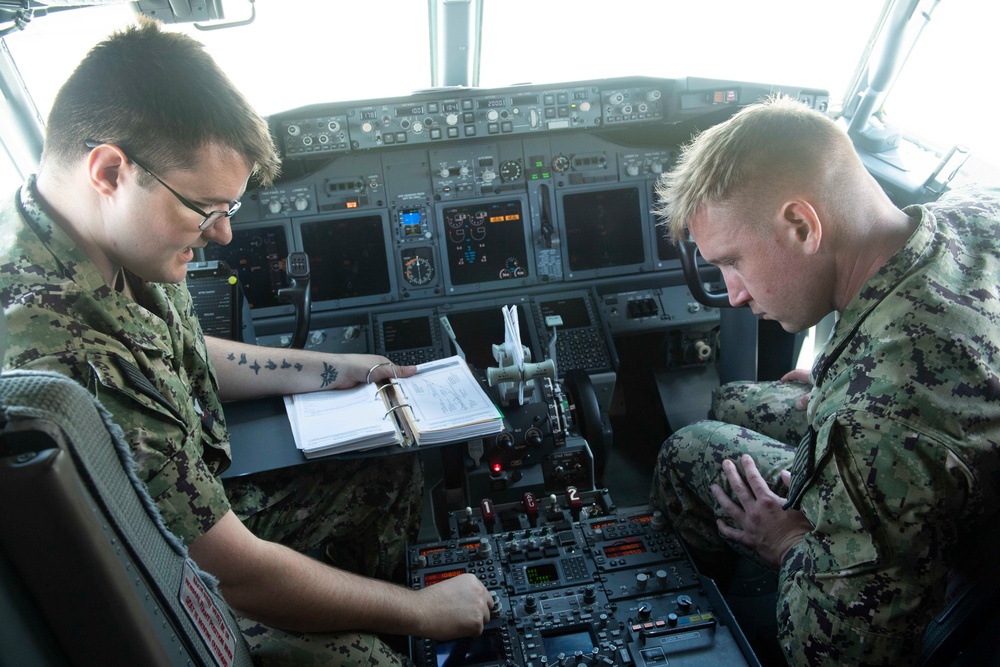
678,240,731,309
277,252,311,349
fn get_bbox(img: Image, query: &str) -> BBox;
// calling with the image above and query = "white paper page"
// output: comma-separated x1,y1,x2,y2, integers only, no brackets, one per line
287,385,397,451
395,356,502,433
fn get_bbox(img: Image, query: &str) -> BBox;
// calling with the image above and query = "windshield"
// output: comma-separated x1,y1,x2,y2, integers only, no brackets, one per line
2,0,996,189
5,0,883,118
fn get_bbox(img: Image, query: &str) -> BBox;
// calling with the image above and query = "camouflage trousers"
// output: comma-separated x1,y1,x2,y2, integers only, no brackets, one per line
649,380,808,560
223,453,423,666
649,381,924,666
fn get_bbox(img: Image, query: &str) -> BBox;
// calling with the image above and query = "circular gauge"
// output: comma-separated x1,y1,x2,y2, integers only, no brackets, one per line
552,154,571,172
403,256,435,286
499,160,523,182
499,257,525,279
447,212,468,229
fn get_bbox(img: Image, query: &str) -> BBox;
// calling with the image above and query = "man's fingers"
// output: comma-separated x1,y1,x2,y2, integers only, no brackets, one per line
710,482,742,519
738,454,774,498
722,458,754,506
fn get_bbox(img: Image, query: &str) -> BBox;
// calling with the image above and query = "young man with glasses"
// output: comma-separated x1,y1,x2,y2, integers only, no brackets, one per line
0,17,493,665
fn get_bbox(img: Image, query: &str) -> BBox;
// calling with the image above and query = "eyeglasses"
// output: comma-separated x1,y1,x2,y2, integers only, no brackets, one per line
84,140,241,231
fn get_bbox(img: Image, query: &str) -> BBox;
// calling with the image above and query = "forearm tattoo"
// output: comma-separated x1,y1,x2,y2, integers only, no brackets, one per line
225,352,305,376
222,351,335,388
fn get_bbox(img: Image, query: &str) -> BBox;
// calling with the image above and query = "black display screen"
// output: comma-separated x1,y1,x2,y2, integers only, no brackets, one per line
299,215,392,302
382,316,434,351
525,562,559,585
542,628,597,658
435,628,506,667
202,225,288,310
656,223,680,262
443,199,529,287
444,305,533,371
538,297,591,329
563,187,645,271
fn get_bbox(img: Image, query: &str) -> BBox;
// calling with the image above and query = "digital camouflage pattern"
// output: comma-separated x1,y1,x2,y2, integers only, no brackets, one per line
227,454,423,666
1,177,233,541
651,187,1000,666
1,177,423,664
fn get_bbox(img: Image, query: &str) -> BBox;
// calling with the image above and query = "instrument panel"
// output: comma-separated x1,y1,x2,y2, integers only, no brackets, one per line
203,76,827,370
407,490,760,667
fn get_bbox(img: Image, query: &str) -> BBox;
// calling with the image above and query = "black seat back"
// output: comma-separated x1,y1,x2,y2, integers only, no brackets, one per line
0,369,252,667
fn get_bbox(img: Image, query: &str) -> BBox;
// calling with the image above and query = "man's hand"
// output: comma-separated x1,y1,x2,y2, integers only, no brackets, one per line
341,353,416,388
412,573,495,640
780,368,812,410
711,454,812,569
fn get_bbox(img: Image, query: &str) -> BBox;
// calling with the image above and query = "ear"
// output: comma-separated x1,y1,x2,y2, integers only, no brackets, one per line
85,143,128,198
780,199,822,255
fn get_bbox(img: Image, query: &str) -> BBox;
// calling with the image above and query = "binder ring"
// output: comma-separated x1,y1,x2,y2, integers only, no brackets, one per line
383,403,412,420
366,361,398,384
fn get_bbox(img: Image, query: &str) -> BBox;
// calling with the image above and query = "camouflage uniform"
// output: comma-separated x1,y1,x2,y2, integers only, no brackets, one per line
650,187,1000,666
0,177,421,666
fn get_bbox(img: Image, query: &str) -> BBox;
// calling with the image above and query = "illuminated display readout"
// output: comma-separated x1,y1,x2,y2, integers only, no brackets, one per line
419,545,448,557
629,514,653,524
603,538,647,558
423,569,466,587
525,562,559,585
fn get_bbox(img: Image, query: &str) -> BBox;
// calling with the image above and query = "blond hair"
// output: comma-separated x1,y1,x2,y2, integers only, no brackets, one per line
654,95,857,243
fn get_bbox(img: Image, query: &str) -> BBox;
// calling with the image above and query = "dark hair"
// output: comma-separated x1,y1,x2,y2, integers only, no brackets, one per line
41,15,280,186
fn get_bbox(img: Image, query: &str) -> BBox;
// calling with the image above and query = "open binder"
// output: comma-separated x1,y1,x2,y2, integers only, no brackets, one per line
283,355,504,457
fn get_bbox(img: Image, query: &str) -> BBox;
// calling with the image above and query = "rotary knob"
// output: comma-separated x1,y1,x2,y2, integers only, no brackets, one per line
445,112,459,126
267,199,283,214
294,196,309,211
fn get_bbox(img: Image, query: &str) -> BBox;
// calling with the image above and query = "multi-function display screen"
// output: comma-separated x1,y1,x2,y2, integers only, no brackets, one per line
443,199,530,287
525,562,559,585
434,629,506,667
538,297,592,329
299,215,392,303
542,629,598,658
382,316,434,352
563,187,644,271
202,225,288,310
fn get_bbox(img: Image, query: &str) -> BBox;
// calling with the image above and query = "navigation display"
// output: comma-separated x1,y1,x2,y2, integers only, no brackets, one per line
562,186,645,271
442,199,530,288
299,214,392,304
202,224,289,311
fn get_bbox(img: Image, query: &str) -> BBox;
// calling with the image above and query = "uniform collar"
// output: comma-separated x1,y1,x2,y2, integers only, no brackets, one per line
19,174,112,294
811,205,934,386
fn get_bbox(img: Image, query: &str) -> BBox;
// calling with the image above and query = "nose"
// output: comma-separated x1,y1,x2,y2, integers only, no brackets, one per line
722,269,751,308
202,215,233,245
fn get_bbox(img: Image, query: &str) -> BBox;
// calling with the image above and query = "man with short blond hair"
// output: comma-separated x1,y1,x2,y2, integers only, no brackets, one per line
650,96,1000,665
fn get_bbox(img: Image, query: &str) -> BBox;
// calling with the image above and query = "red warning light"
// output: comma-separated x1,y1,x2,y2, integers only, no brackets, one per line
491,461,503,474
